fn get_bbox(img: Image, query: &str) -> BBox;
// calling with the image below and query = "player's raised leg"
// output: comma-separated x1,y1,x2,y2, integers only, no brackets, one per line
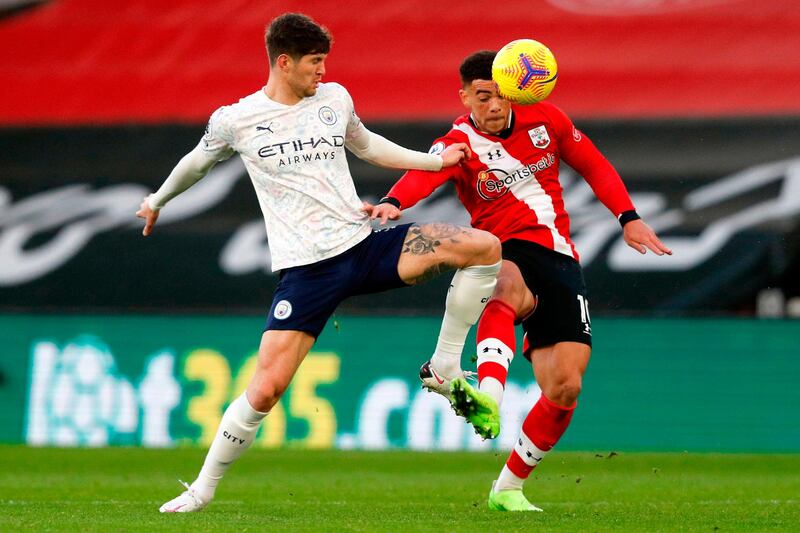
159,329,314,513
476,260,536,407
489,341,589,511
397,223,501,391
450,260,537,439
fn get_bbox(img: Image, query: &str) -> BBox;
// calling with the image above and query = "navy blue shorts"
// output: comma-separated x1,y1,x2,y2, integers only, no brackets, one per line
265,224,412,338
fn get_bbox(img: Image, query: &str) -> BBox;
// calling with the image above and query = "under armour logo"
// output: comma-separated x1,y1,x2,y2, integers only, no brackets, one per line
487,149,502,160
483,347,503,354
256,122,275,133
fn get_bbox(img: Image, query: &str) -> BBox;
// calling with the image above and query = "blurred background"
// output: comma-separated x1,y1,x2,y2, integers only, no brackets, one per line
1,0,798,452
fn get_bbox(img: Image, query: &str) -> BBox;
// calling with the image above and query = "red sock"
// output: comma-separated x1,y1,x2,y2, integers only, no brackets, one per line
506,394,575,479
476,300,517,393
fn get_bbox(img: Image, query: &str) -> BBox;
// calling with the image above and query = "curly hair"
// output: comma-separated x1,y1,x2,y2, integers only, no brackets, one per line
459,50,496,85
265,13,332,65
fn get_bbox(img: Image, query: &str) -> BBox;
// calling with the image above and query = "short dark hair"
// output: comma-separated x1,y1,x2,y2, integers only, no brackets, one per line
459,50,496,85
265,13,332,65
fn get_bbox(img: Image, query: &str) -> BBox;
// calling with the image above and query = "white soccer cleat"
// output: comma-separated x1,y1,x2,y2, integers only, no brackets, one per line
418,360,475,398
159,480,208,513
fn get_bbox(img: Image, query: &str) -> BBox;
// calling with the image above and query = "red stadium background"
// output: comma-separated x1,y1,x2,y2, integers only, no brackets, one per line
1,0,800,315
1,0,799,125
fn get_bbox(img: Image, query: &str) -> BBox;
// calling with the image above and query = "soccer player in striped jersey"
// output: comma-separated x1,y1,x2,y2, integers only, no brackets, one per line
140,16,502,513
371,50,671,511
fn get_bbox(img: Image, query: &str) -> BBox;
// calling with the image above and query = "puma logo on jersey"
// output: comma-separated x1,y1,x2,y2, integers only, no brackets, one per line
256,122,275,133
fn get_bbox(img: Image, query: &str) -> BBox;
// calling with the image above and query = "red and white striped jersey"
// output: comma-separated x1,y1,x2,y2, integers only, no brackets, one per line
387,102,635,262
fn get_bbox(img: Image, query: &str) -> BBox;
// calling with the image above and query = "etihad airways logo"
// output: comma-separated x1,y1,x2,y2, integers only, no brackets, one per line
476,153,556,200
258,135,344,158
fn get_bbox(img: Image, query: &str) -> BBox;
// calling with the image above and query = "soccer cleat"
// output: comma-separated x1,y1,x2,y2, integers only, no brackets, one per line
449,377,500,439
487,481,543,512
159,480,208,513
418,360,475,398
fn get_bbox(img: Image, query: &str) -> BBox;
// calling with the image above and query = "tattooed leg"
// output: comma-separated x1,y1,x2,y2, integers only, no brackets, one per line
401,223,468,255
397,224,503,381
398,223,498,285
400,224,465,284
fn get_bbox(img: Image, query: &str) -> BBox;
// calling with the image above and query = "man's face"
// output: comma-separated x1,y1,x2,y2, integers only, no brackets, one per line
459,79,511,135
285,52,327,97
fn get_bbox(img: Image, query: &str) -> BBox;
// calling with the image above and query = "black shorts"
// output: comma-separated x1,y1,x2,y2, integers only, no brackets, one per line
502,239,592,357
265,224,412,338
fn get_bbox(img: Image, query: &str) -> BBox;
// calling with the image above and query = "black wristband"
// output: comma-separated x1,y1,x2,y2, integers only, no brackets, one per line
379,196,401,209
618,210,641,227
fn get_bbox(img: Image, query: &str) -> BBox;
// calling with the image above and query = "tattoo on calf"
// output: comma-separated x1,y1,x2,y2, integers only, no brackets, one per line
401,224,467,284
411,262,452,285
402,224,466,255
421,222,462,240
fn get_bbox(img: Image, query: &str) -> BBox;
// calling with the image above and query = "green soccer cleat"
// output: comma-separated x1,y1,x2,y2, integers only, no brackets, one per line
449,377,500,439
487,482,543,512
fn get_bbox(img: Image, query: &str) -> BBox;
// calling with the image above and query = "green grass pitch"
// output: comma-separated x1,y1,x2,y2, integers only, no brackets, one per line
0,446,798,531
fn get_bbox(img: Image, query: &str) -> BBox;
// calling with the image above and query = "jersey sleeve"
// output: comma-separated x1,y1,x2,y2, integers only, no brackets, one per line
543,103,635,217
340,85,363,139
200,107,236,162
385,134,463,208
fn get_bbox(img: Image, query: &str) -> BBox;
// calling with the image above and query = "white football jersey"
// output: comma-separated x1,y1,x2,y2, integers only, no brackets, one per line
201,82,372,271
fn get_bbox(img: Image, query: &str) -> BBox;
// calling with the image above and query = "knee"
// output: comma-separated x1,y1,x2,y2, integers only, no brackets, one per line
491,277,527,313
248,359,290,412
546,377,582,407
248,380,286,412
481,232,502,263
465,230,501,266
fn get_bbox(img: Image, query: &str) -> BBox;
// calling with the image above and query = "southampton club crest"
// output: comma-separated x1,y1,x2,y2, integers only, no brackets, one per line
528,125,551,149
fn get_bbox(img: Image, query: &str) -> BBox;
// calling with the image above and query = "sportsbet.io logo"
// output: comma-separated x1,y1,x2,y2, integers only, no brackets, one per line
274,300,293,320
477,169,510,201
476,153,556,201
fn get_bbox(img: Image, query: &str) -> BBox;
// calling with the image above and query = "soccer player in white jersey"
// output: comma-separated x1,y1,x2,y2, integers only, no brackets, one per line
138,13,502,513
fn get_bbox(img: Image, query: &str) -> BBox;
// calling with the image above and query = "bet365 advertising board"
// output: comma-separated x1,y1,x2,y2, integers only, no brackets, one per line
0,314,797,452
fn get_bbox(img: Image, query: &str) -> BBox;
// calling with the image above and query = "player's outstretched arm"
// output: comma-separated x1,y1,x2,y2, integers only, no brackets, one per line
623,219,672,256
136,145,218,236
346,123,468,171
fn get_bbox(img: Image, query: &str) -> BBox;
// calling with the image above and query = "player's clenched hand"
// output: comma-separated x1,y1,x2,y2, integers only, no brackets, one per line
623,219,672,256
136,196,160,236
440,142,472,168
361,201,402,225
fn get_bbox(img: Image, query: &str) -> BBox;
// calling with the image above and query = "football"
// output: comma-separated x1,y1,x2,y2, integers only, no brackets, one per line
492,39,558,105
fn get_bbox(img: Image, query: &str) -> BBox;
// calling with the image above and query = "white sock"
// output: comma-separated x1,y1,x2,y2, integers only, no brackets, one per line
476,337,514,407
495,432,551,492
430,261,501,378
479,378,505,407
495,464,525,491
191,393,268,502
